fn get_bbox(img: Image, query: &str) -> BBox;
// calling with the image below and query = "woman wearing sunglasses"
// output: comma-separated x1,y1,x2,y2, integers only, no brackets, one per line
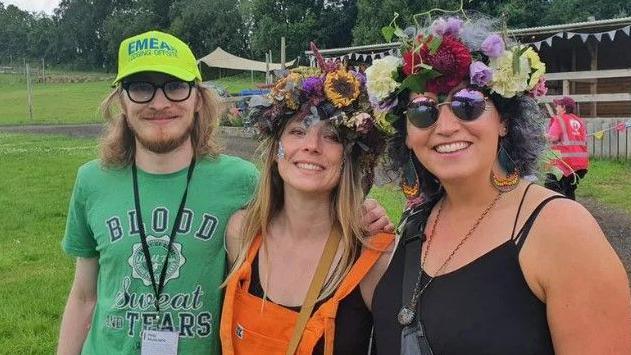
366,16,631,354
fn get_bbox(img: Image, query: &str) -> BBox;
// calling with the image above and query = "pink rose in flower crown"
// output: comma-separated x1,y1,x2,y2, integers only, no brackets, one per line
530,76,548,97
353,112,373,133
420,35,472,94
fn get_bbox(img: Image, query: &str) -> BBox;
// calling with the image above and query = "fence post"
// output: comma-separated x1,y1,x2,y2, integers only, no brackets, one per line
25,62,33,120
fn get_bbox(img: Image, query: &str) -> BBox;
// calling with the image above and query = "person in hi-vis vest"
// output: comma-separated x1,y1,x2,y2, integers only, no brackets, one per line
545,96,589,200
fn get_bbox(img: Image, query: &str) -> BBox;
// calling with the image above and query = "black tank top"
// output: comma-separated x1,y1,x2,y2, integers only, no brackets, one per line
250,253,374,355
372,187,562,355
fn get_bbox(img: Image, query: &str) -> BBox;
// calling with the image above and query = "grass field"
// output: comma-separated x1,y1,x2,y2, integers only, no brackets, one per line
214,72,267,95
0,73,112,125
0,133,629,353
0,133,405,353
577,159,631,213
0,72,265,125
0,134,98,353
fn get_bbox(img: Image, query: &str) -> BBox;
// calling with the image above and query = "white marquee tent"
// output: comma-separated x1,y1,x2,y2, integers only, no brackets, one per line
198,47,295,72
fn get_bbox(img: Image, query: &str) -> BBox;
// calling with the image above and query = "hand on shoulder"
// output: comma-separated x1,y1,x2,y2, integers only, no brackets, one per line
225,209,247,265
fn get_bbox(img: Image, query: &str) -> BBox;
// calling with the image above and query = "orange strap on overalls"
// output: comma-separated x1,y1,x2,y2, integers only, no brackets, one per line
220,233,394,355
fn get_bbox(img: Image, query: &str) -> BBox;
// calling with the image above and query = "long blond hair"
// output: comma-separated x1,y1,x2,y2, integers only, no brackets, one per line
225,133,368,300
99,85,223,167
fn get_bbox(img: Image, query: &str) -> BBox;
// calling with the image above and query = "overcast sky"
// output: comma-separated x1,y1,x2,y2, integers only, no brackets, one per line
3,0,60,14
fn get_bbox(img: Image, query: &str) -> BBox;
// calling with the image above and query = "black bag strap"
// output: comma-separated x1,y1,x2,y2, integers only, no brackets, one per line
399,198,438,355
402,234,422,314
400,197,439,305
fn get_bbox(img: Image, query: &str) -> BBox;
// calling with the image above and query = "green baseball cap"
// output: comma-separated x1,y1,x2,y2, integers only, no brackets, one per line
113,30,202,85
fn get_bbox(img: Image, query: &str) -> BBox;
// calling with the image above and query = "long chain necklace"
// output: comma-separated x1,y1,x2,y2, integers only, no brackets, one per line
398,191,504,326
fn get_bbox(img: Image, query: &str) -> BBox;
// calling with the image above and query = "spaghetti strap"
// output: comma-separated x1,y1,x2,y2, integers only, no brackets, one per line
513,195,567,249
511,183,535,238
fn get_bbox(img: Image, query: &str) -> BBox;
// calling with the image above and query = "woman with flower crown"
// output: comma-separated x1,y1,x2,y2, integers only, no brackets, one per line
219,46,395,355
365,15,631,354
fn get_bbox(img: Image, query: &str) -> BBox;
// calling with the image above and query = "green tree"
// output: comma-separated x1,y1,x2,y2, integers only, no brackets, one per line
0,3,32,63
352,0,553,45
543,0,631,24
28,14,57,60
249,0,315,60
169,0,247,58
352,0,434,45
248,0,357,62
148,0,176,29
52,0,117,69
315,0,358,49
352,0,387,45
101,4,158,71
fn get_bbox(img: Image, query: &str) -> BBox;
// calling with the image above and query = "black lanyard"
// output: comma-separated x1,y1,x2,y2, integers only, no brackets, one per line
131,157,196,313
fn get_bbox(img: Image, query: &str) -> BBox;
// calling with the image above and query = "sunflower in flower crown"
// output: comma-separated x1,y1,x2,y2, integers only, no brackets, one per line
324,69,362,108
245,42,394,192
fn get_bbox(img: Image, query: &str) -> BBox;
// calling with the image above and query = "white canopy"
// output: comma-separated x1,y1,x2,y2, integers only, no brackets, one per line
198,47,295,72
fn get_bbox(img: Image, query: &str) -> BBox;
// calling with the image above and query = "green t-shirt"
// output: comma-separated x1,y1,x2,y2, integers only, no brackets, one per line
62,155,259,355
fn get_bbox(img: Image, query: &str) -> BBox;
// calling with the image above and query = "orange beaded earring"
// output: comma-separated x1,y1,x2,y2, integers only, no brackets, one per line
401,150,421,199
490,169,520,192
491,134,520,193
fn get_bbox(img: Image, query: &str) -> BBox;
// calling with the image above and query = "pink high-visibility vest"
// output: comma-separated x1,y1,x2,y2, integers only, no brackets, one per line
550,113,589,176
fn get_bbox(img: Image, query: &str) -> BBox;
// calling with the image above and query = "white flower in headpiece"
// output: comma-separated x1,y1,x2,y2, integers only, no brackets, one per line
488,49,530,98
365,56,401,101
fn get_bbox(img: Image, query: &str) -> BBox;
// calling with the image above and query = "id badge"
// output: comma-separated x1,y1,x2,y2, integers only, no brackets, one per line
141,329,179,355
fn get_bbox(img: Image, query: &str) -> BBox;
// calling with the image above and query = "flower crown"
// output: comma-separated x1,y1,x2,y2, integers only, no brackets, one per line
246,43,394,191
365,16,547,104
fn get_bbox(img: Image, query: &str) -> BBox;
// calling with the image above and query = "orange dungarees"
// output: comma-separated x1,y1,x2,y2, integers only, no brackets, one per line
220,233,394,355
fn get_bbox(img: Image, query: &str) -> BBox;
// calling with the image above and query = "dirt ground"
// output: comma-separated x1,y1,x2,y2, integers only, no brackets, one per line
579,197,631,279
2,124,630,280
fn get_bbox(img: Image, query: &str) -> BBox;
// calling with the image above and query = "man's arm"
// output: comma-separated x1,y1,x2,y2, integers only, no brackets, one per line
362,198,395,234
57,257,98,355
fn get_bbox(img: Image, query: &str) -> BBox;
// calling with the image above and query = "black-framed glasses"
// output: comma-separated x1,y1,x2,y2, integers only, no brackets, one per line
122,80,195,104
406,87,487,129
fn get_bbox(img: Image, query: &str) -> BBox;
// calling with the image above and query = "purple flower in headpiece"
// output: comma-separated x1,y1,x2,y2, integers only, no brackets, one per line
351,70,366,86
481,34,505,58
301,76,324,96
445,17,464,36
431,17,448,36
431,17,463,36
469,61,493,87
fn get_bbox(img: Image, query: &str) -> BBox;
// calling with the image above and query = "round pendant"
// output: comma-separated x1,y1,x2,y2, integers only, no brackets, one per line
397,306,415,326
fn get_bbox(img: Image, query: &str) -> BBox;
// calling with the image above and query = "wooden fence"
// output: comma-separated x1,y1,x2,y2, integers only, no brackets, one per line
585,118,631,159
540,68,631,159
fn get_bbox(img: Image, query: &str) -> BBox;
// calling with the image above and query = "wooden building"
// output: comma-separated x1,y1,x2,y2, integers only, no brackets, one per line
512,17,631,120
306,17,631,157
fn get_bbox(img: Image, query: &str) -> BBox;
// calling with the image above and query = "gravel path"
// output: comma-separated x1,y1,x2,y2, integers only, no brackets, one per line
2,124,630,280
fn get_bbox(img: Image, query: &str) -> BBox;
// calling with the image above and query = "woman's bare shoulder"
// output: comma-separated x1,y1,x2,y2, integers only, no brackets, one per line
518,184,625,296
518,186,631,353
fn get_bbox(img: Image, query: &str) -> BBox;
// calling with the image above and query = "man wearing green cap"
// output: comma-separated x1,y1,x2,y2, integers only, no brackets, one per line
56,30,259,354
56,31,392,355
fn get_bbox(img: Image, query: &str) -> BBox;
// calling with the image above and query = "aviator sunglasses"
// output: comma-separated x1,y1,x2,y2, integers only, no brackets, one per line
406,87,488,129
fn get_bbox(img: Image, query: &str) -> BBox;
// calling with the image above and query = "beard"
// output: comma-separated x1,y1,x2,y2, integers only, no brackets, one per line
128,117,195,154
